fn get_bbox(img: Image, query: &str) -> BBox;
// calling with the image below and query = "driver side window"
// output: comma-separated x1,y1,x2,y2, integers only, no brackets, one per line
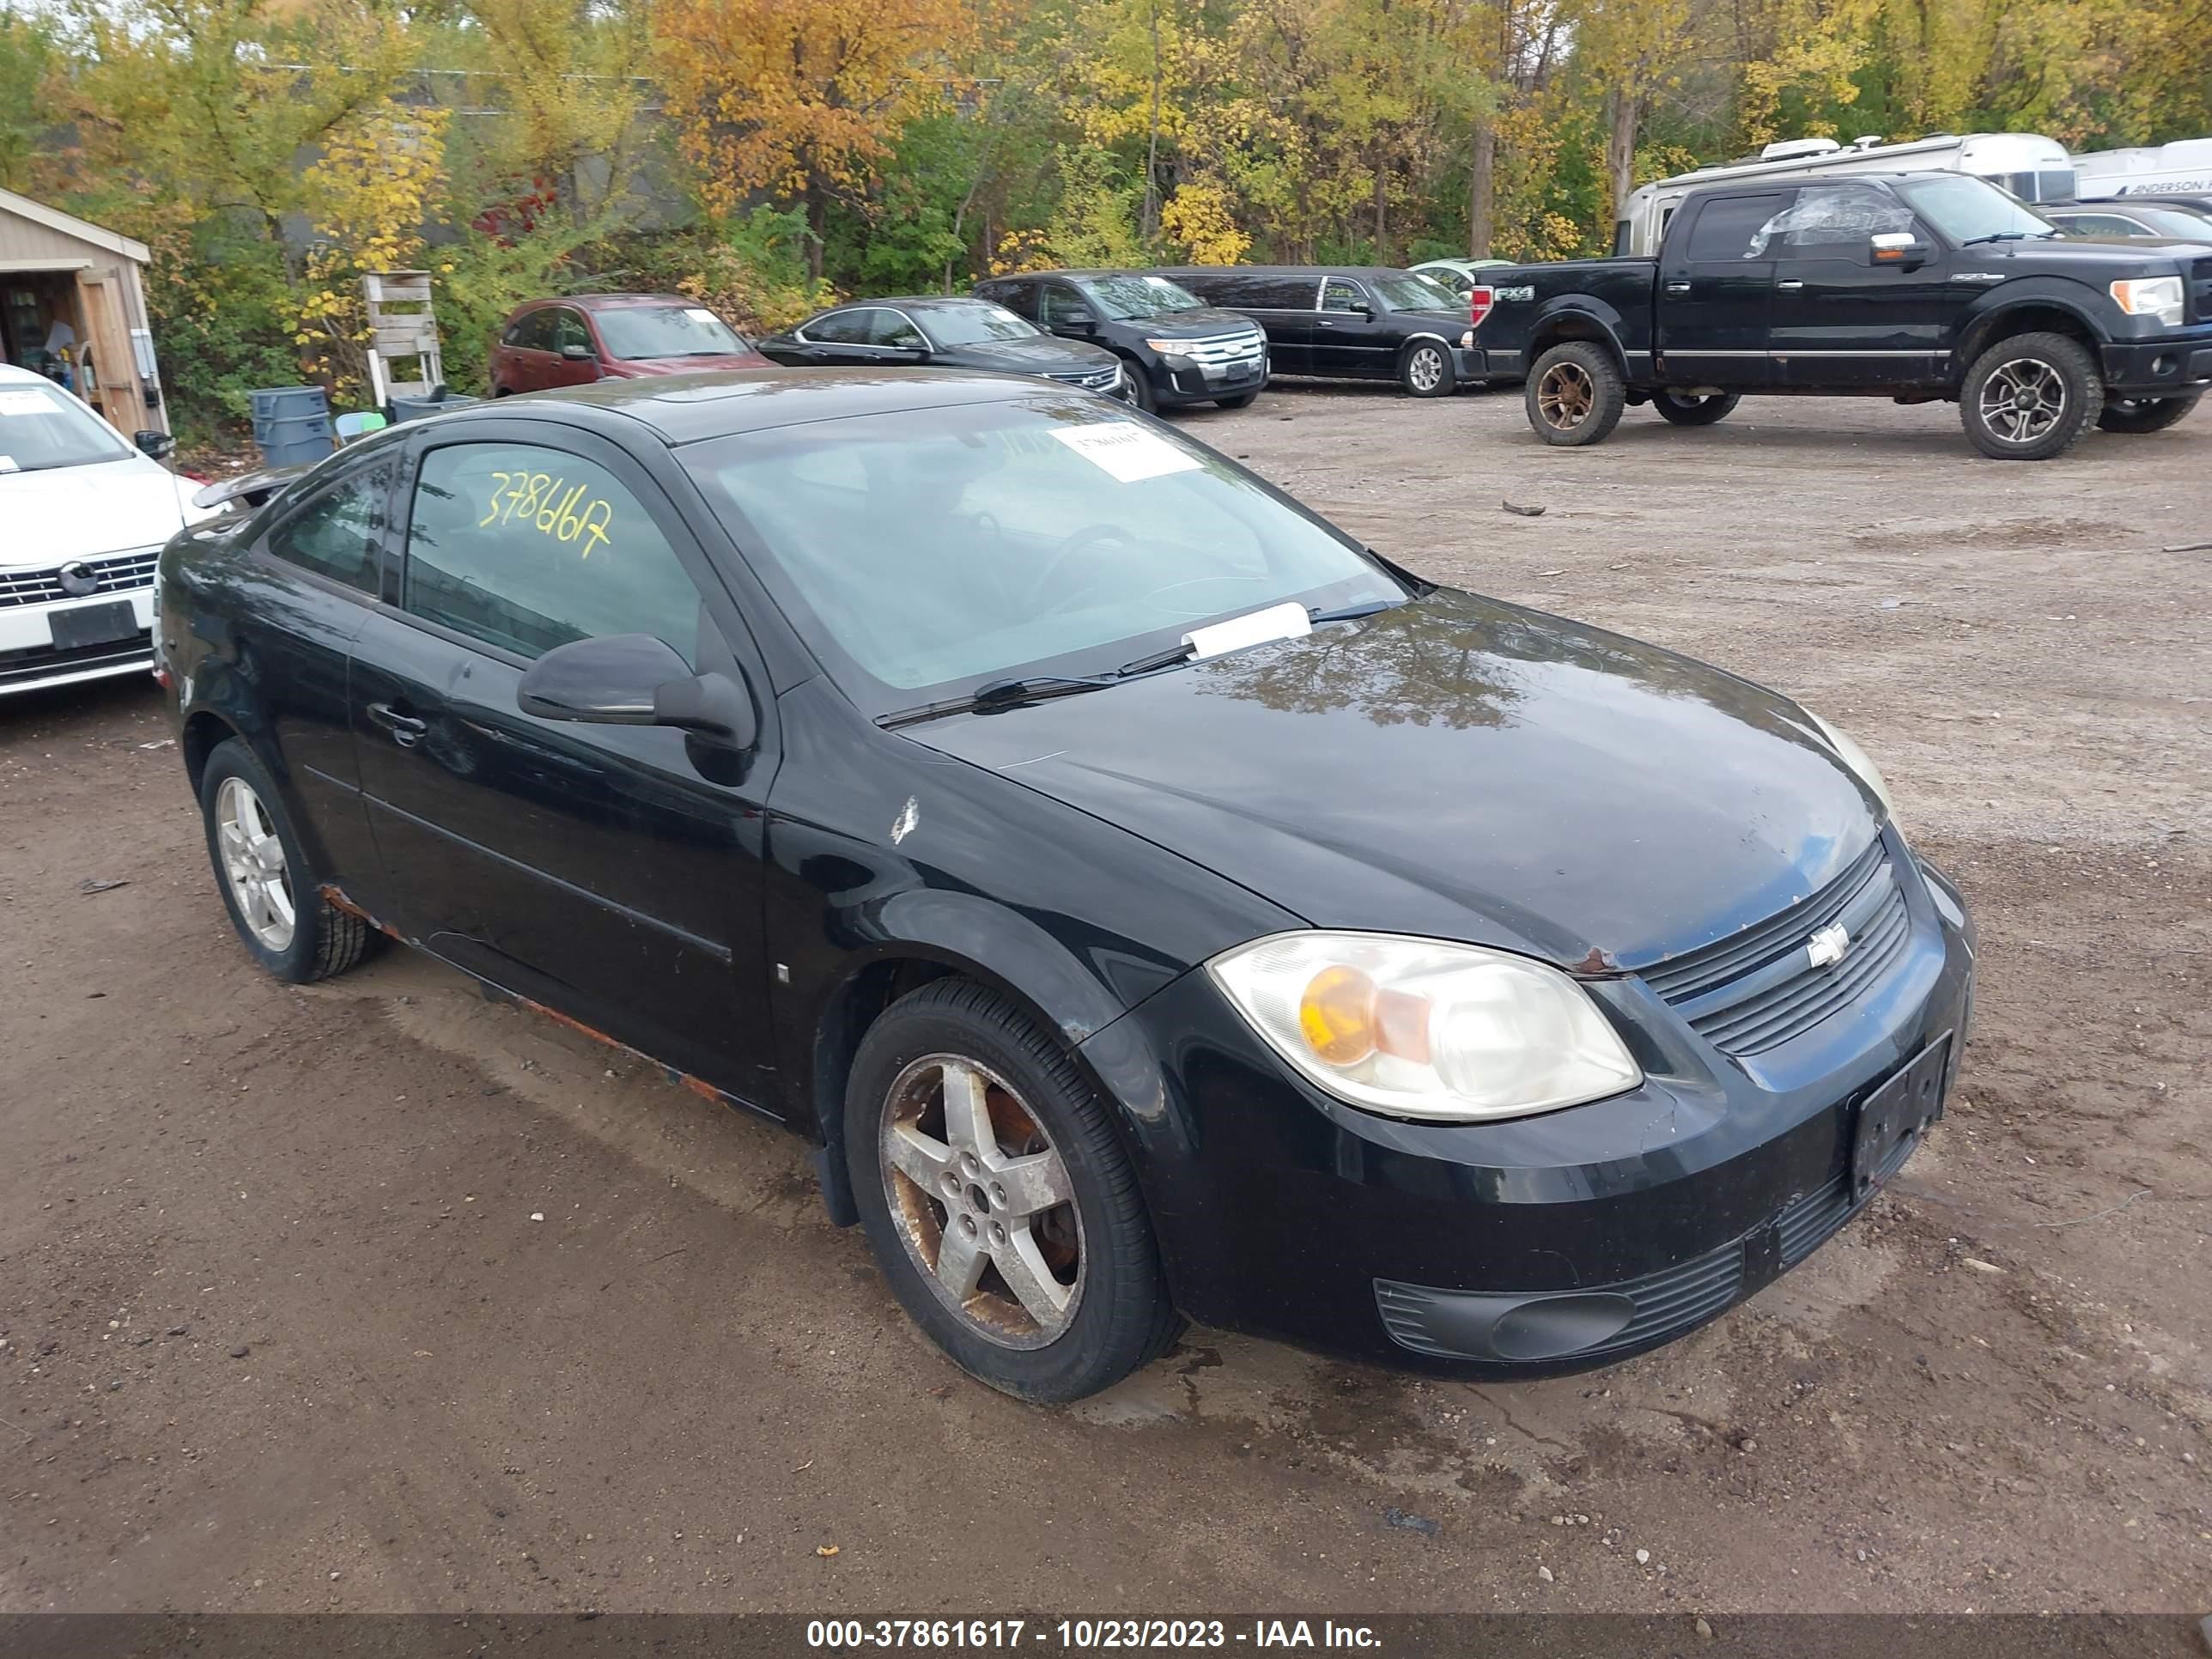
1322,278,1365,313
1038,285,1091,327
866,311,927,349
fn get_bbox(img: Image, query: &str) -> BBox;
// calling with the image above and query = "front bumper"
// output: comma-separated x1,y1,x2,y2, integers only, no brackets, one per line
1079,832,1977,1376
1154,356,1270,407
2102,334,2212,395
0,586,157,697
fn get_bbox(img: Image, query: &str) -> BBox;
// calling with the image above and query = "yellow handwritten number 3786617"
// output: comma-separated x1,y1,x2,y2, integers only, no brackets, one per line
480,470,615,558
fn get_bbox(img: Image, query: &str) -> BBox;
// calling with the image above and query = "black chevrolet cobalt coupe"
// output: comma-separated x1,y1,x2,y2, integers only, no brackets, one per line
155,369,1974,1401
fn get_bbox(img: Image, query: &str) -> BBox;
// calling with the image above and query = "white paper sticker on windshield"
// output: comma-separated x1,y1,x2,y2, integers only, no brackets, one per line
1048,422,1203,483
0,456,16,472
684,307,720,325
0,391,54,416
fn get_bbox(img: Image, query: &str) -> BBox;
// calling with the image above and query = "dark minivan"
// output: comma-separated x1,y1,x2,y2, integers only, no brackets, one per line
1157,265,1482,397
156,369,1973,1404
972,270,1268,413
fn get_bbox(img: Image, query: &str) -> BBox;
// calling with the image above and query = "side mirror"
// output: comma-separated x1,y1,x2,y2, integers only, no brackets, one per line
135,429,175,460
559,343,597,362
1871,232,1930,269
517,633,757,750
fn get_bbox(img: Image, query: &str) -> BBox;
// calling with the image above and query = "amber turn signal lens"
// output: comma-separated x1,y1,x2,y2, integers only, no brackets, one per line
1298,964,1377,1065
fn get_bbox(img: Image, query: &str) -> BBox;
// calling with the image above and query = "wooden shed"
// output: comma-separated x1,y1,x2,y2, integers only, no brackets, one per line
0,187,167,437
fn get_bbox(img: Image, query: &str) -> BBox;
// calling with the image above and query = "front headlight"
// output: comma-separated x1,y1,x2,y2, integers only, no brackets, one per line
1143,337,1194,357
2110,276,2185,327
1207,932,1642,1123
1805,709,1895,819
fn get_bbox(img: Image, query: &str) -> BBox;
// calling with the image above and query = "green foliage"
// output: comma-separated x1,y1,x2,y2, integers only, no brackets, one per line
0,7,52,193
144,226,305,447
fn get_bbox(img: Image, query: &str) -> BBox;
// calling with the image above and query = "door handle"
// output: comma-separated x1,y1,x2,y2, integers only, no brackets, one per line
1777,279,1805,290
1664,281,1692,295
367,702,428,746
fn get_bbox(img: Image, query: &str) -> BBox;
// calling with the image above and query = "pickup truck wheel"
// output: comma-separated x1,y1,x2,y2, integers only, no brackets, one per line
1960,332,2101,460
2096,393,2200,434
1651,390,1741,426
1526,343,1625,446
1400,341,1456,397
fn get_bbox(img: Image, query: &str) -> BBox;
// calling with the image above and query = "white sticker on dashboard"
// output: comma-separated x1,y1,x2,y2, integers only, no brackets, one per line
1048,422,1203,483
0,391,53,416
684,307,721,325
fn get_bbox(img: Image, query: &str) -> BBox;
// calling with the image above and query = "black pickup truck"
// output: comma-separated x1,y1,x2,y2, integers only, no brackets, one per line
1467,172,2212,459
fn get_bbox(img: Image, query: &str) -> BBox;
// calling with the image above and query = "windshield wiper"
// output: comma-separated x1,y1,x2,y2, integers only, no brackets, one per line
877,646,1212,731
1309,598,1398,624
1960,230,2056,246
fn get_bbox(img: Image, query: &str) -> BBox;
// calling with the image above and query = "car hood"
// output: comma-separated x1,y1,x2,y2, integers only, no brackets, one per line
611,351,771,374
1981,236,2205,269
1115,307,1263,337
939,337,1120,373
1,453,205,566
901,589,1882,971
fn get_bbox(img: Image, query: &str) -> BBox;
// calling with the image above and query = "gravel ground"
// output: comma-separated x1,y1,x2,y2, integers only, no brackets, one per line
3,384,2208,1619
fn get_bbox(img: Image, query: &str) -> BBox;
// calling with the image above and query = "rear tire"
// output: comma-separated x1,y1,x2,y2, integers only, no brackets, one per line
1651,390,1741,426
1959,331,2101,460
1399,340,1456,398
198,738,375,984
845,979,1181,1401
1526,342,1626,446
2096,393,2199,434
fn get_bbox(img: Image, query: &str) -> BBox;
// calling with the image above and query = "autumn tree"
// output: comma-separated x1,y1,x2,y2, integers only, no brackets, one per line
654,0,977,280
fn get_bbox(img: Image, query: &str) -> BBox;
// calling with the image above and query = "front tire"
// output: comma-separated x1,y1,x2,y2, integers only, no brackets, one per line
1959,331,2101,460
198,738,374,983
1399,340,1455,398
1119,360,1158,415
2096,393,2200,434
1651,389,1741,426
1526,342,1626,446
845,980,1179,1401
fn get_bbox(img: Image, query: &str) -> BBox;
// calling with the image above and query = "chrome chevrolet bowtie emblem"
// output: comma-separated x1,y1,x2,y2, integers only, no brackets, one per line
1807,921,1851,968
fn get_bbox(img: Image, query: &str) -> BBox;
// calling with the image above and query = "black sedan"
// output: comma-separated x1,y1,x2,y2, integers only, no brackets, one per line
155,370,1974,1401
755,295,1130,400
1155,264,1480,396
972,269,1268,413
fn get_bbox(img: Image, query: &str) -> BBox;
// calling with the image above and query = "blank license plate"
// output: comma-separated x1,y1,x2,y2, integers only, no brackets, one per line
1850,1035,1950,1198
49,599,139,651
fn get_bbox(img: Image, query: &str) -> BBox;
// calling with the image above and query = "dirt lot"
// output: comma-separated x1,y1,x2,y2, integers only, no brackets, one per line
3,386,2209,1620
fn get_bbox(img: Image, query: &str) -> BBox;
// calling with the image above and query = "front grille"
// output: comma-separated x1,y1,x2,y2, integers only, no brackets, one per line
1641,838,1913,1056
1166,331,1267,371
0,550,161,609
1777,1175,1853,1267
0,632,154,686
1051,364,1121,391
2191,257,2212,325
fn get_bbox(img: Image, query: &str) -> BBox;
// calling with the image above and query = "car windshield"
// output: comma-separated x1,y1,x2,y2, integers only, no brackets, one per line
0,380,135,473
1077,275,1206,319
682,398,1403,702
916,305,1041,347
1371,271,1460,311
592,304,750,360
1897,175,2059,243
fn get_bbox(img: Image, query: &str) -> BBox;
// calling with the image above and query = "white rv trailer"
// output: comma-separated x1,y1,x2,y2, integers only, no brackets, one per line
2073,138,2212,198
1613,132,2075,255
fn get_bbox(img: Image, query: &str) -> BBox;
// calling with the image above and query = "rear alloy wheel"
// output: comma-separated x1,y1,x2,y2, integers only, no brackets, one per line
1651,389,1741,426
198,737,375,983
1400,340,1455,398
1525,341,1626,447
1959,331,2100,460
846,980,1179,1401
2096,393,2200,434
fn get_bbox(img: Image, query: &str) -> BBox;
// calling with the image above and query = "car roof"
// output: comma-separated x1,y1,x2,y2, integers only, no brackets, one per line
983,270,1194,283
417,367,1048,447
1159,264,1423,279
824,295,1001,311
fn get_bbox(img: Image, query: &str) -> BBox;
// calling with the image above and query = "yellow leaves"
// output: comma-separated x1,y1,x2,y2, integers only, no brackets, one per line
1160,180,1250,265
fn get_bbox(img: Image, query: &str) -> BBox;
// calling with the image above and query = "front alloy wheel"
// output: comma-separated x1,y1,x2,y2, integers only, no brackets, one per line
1959,331,2100,460
1401,342,1454,398
879,1054,1083,1347
845,980,1181,1401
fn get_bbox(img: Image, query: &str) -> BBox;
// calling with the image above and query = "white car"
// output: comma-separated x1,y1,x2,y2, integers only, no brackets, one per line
1,363,215,698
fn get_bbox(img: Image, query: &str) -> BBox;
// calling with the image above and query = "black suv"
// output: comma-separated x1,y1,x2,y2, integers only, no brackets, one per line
971,270,1267,413
1155,266,1480,397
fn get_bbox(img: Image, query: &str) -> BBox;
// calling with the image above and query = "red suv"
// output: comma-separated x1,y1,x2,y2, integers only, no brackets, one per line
488,295,769,396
